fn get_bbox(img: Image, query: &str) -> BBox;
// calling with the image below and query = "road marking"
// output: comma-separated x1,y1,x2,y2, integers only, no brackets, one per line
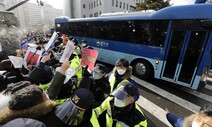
136,96,171,127
179,87,212,103
132,76,200,113
205,85,212,91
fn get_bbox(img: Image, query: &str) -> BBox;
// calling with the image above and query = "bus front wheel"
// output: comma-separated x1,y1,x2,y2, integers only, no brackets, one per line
132,60,153,80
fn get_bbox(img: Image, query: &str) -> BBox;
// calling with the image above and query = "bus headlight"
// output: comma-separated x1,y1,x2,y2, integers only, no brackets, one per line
57,24,61,28
155,60,159,65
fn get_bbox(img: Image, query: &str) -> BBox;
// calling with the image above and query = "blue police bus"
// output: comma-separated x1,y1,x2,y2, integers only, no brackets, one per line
54,4,212,90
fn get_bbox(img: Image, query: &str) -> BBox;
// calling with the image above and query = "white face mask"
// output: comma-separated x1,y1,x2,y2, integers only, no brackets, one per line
82,43,86,47
117,69,126,75
192,121,200,127
114,98,126,107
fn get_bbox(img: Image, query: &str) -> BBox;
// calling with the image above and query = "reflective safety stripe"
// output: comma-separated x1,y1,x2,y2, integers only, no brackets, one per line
135,104,148,127
106,113,113,127
109,73,130,92
94,105,104,117
90,110,100,127
94,97,113,117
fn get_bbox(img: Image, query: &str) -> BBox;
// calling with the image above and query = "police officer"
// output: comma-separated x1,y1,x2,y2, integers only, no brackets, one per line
81,40,93,49
72,39,81,57
106,58,134,92
42,88,100,127
94,82,147,127
80,64,110,108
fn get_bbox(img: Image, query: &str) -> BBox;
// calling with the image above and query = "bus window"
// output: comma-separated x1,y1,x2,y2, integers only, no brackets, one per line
128,20,168,47
163,31,186,79
69,20,168,47
178,31,206,84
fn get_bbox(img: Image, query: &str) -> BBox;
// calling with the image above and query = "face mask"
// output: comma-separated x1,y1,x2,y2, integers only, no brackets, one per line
92,72,102,80
117,69,126,75
192,121,200,127
82,43,86,47
114,98,126,108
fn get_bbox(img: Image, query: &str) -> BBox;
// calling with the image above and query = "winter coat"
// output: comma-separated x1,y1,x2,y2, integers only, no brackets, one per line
0,100,55,124
1,118,46,127
166,113,197,127
29,62,53,85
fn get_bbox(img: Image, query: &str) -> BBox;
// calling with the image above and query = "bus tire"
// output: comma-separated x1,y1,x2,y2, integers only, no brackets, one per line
132,60,153,80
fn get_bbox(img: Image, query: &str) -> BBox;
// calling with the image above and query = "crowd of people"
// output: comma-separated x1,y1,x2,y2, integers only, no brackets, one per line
0,33,211,127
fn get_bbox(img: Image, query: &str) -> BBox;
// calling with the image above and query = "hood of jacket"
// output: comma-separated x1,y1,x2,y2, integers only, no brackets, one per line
112,66,132,80
0,100,55,124
183,113,197,127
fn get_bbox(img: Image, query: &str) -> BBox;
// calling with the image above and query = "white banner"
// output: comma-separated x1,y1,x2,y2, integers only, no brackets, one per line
8,56,24,68
59,40,75,63
45,32,58,51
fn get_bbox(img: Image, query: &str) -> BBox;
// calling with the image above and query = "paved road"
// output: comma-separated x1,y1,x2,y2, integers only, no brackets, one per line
134,76,212,127
97,62,212,127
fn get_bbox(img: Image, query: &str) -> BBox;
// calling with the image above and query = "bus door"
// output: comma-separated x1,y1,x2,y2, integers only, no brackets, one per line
162,30,208,87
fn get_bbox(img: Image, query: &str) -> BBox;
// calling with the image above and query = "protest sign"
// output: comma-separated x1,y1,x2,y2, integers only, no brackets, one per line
59,40,75,63
8,56,24,68
45,32,58,51
80,48,98,71
24,47,43,66
64,67,76,84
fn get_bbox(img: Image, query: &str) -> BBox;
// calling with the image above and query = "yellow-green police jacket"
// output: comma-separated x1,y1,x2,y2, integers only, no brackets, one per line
94,97,147,127
69,53,82,89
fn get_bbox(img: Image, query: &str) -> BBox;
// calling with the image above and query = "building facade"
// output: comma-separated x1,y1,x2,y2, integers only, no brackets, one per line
4,0,63,31
64,0,144,18
0,0,5,10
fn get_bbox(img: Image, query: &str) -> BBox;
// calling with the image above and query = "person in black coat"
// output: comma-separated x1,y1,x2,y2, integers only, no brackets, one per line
0,77,99,127
80,64,110,108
